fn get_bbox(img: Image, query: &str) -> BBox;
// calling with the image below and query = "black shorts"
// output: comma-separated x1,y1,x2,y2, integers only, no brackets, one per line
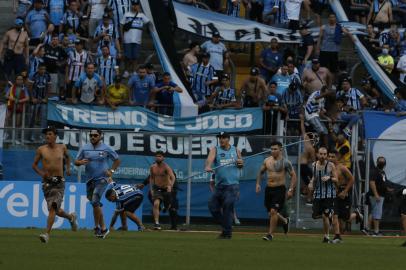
288,20,300,31
300,164,313,185
264,186,286,212
311,0,328,15
123,195,143,213
335,196,351,220
319,51,338,73
152,185,172,209
401,195,406,215
312,198,335,219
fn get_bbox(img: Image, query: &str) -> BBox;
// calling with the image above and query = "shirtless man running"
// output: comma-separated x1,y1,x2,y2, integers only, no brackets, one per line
328,150,354,234
32,126,78,243
149,151,175,230
256,141,297,241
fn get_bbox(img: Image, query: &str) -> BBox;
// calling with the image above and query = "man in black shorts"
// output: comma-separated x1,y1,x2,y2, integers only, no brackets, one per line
256,141,297,241
309,147,341,243
329,150,354,234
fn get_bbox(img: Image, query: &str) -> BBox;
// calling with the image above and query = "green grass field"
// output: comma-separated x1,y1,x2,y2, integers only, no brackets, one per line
0,228,405,270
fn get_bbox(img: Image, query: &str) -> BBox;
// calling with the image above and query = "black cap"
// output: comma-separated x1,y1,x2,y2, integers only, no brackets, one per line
74,39,83,44
341,77,351,84
90,129,102,135
250,67,259,76
131,0,140,5
221,73,230,81
42,126,58,135
145,63,154,69
311,58,319,64
217,132,230,138
212,31,220,37
105,6,113,12
34,0,44,4
201,52,210,58
102,13,110,19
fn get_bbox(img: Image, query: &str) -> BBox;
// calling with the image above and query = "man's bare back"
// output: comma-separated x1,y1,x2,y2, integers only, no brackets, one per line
264,157,291,187
36,144,67,177
150,163,171,188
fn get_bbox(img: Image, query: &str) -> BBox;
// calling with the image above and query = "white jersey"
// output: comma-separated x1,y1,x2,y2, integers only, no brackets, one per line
120,11,150,44
285,0,303,20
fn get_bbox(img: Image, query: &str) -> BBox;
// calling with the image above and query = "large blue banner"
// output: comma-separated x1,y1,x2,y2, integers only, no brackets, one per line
363,111,406,185
0,181,142,230
47,102,263,134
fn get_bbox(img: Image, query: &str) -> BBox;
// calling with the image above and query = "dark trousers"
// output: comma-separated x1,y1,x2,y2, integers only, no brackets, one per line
208,184,239,236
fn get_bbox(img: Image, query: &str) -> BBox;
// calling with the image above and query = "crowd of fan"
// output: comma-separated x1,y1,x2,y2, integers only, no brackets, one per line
1,0,406,143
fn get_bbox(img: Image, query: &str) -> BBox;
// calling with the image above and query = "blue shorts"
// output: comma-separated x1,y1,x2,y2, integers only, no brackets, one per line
86,178,108,207
123,43,140,60
308,117,328,135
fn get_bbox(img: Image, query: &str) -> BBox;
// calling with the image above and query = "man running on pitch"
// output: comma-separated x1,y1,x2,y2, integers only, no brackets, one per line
256,141,297,241
75,129,120,238
328,150,354,234
149,151,176,230
309,147,341,243
206,132,244,239
32,126,78,243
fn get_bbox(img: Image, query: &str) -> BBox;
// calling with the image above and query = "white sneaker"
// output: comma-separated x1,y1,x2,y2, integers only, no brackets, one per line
39,233,49,243
69,212,78,231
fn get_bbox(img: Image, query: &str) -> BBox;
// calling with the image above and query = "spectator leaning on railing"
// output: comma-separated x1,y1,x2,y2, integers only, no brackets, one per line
72,62,104,105
106,75,129,110
151,72,183,116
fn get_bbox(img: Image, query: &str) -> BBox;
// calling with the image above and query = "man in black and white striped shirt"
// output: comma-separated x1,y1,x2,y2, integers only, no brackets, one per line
336,77,367,111
309,147,341,244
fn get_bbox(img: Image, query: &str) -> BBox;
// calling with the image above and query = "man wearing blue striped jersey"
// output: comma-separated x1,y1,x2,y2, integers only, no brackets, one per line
105,182,145,231
190,52,217,109
309,147,341,243
205,132,243,239
94,14,121,56
210,74,240,109
108,0,131,30
226,0,240,17
304,85,330,146
96,46,117,87
60,0,81,33
75,129,121,238
336,78,367,112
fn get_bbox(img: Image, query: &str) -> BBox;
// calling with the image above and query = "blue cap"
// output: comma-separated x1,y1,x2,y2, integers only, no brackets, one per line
15,18,24,26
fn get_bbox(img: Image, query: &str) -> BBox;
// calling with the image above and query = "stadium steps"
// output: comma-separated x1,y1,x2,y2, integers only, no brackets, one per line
0,0,15,34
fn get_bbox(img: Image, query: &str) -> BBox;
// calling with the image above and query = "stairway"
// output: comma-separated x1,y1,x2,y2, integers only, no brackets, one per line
0,0,15,35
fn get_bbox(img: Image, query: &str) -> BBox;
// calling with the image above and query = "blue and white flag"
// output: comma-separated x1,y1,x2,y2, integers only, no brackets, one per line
363,111,406,185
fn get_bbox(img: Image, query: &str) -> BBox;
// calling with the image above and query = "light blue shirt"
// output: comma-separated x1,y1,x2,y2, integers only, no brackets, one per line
214,145,240,186
76,142,119,181
128,74,156,105
26,9,49,38
48,0,64,26
271,73,291,96
201,41,227,71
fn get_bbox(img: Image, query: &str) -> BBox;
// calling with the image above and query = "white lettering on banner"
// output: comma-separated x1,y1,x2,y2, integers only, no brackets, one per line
219,115,234,128
158,116,175,130
151,135,166,152
127,133,145,152
202,115,218,129
104,132,121,151
91,111,108,124
0,183,88,227
58,105,73,121
185,114,253,131
8,193,29,217
75,109,90,123
33,184,39,217
200,136,217,156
